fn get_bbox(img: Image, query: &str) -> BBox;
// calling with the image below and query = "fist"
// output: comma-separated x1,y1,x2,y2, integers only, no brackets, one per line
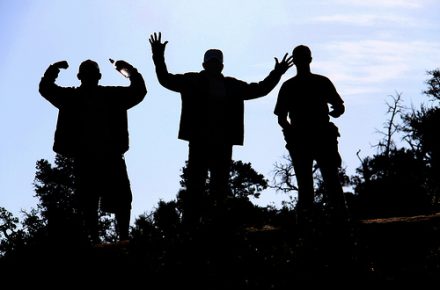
53,61,69,69
114,60,134,71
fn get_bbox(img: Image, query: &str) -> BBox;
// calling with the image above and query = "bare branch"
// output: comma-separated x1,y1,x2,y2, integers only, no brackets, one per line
270,155,298,193
374,92,405,157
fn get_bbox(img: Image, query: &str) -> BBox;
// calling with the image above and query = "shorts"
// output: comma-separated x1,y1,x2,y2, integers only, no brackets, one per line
285,122,342,168
75,154,132,213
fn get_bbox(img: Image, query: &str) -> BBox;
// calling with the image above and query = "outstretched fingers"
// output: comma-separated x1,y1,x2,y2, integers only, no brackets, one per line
153,32,161,42
275,53,293,65
149,32,168,46
274,53,294,73
149,32,158,44
282,53,294,67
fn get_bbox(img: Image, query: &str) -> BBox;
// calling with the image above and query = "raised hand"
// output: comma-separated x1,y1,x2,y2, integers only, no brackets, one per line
110,59,136,78
274,53,293,74
113,59,134,71
45,60,68,79
149,32,168,56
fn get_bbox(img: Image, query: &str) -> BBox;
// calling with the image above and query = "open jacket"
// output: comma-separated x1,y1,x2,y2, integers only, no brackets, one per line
153,55,283,145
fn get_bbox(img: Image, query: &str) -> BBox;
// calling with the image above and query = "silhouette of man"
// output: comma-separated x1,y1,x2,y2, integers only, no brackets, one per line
274,45,347,224
149,32,293,226
39,59,147,243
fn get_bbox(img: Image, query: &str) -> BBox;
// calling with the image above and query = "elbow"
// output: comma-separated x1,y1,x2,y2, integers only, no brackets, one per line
329,106,344,118
39,84,47,96
337,104,346,116
157,75,169,88
136,89,147,103
277,116,289,129
141,84,147,96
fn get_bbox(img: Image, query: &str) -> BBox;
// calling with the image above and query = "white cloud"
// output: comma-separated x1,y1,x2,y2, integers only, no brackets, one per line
314,40,440,97
314,14,418,27
334,0,423,8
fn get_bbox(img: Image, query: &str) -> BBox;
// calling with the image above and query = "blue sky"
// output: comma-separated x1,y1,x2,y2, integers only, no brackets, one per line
1,0,439,223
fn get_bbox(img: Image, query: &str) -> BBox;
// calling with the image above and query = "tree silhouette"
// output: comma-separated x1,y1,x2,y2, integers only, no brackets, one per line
424,69,440,101
401,69,440,207
351,148,431,218
0,207,24,258
175,160,269,227
271,154,351,215
374,92,405,158
351,86,437,218
128,159,279,288
33,155,116,244
0,155,117,261
229,160,268,199
132,160,271,244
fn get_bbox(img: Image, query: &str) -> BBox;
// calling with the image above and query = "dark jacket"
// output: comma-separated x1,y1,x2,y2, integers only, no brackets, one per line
39,67,146,156
153,55,283,145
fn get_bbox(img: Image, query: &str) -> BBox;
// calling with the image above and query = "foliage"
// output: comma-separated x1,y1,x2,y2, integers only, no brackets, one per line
374,92,404,157
399,70,440,207
0,155,118,258
179,160,268,200
0,207,24,257
33,155,116,243
229,160,268,199
350,148,431,218
271,154,351,211
424,69,440,101
350,71,440,218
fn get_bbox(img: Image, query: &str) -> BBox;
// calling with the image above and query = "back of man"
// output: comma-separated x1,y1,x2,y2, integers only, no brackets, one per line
274,45,346,225
279,74,337,129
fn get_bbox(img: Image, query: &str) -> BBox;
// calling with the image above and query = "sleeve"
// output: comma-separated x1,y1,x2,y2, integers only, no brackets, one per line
326,78,345,116
152,54,187,93
39,65,73,108
274,83,288,117
239,69,283,100
118,69,148,109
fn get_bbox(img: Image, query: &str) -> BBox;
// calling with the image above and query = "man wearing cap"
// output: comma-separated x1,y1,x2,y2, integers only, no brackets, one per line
274,45,347,225
149,32,293,226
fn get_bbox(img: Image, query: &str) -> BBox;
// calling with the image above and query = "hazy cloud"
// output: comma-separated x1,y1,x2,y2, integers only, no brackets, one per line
316,40,440,96
334,0,423,8
314,14,418,27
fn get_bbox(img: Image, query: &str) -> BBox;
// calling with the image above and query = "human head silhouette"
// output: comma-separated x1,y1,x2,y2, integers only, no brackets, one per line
202,49,224,75
77,60,101,86
292,45,312,65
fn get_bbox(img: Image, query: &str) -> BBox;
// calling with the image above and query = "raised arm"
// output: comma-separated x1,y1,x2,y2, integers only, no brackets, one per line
148,32,185,92
39,61,70,108
112,60,147,109
242,53,293,100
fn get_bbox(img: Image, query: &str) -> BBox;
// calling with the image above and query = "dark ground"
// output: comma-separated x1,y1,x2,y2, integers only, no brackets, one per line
1,213,439,287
